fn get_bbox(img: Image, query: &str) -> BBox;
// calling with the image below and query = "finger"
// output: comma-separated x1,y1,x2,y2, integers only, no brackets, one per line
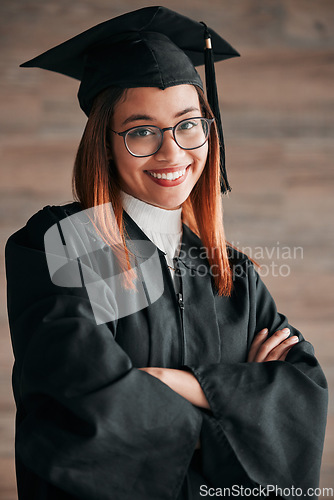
277,337,299,361
264,336,299,362
278,347,292,361
253,328,291,362
247,329,268,362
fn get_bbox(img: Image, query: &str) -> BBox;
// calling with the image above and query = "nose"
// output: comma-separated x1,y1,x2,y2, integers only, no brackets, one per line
154,129,186,161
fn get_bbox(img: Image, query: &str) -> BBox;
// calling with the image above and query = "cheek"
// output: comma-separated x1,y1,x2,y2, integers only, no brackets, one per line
110,136,125,164
109,139,129,186
110,138,131,174
111,142,148,188
193,144,208,172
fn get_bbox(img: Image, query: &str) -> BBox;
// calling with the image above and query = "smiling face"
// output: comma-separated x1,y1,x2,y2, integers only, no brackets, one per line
109,85,209,210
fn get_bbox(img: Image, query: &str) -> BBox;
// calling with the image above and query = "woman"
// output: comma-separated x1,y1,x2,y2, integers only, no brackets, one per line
5,6,327,500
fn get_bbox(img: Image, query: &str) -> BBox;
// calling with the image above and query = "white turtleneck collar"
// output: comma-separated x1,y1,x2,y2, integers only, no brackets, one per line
120,190,182,236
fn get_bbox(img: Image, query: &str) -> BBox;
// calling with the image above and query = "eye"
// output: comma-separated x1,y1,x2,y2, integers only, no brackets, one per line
178,120,198,131
127,127,157,138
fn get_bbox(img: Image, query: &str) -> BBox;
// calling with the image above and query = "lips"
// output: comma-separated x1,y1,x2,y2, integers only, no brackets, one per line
145,165,190,186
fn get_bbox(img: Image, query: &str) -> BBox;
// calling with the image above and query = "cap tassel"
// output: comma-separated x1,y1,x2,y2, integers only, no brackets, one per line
200,22,231,194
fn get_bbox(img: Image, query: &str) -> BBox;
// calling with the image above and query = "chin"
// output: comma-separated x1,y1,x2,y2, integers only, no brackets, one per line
154,194,187,210
149,200,181,211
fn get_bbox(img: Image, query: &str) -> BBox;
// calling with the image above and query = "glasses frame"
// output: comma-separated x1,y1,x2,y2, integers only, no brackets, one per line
110,117,215,158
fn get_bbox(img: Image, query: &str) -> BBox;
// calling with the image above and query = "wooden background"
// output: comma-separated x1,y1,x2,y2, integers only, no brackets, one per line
1,0,333,498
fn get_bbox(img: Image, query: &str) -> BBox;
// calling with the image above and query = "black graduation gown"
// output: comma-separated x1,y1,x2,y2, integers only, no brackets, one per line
5,202,327,500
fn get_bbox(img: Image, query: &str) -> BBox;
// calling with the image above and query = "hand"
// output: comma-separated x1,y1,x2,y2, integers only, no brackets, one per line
139,367,210,409
247,327,299,362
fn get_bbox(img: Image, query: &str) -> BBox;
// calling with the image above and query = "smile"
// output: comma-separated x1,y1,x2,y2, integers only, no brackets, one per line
145,165,190,187
148,168,186,181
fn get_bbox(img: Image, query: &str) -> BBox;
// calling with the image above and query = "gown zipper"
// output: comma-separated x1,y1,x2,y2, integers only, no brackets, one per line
160,253,186,367
174,259,185,367
177,290,185,366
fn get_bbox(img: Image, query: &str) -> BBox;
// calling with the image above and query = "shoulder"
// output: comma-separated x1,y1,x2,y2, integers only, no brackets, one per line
227,245,259,285
6,201,83,251
27,201,83,228
227,245,255,268
182,224,253,265
181,224,256,281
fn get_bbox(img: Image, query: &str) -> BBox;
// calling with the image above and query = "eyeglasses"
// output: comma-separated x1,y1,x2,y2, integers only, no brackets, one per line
110,117,214,158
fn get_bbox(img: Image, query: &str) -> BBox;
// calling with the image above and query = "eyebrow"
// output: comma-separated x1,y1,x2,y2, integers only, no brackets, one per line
122,114,152,127
121,107,201,127
175,106,201,118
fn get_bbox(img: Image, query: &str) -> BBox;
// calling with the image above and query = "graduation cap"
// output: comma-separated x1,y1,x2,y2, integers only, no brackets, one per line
20,6,239,193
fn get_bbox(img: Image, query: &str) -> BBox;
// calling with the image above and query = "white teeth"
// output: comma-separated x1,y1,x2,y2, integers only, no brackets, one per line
149,169,186,181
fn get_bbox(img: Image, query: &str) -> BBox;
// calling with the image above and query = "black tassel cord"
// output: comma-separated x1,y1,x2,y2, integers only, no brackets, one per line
200,22,231,194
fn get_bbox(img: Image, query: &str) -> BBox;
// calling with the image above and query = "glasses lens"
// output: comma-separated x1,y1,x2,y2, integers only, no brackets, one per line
125,126,162,156
175,118,210,150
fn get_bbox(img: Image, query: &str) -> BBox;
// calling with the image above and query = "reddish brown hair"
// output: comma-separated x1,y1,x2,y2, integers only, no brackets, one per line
72,86,232,296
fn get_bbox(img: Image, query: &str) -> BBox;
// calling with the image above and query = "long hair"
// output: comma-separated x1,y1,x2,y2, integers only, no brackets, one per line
72,86,232,296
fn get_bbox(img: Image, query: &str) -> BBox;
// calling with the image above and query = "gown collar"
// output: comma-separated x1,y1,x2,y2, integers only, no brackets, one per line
123,210,207,274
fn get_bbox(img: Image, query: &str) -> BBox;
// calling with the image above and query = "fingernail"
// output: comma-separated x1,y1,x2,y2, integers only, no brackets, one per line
281,328,290,335
289,336,299,343
261,328,268,334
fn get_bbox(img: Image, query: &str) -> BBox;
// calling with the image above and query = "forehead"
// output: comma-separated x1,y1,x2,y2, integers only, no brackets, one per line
114,85,201,120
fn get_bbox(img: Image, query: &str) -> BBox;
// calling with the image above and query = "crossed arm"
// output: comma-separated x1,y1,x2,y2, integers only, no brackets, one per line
139,327,299,410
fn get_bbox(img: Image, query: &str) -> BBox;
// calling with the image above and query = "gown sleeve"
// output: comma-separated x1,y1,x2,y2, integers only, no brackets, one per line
5,205,202,500
187,259,328,499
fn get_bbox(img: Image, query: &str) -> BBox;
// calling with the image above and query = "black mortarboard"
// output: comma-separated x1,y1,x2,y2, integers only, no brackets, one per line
20,6,239,193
